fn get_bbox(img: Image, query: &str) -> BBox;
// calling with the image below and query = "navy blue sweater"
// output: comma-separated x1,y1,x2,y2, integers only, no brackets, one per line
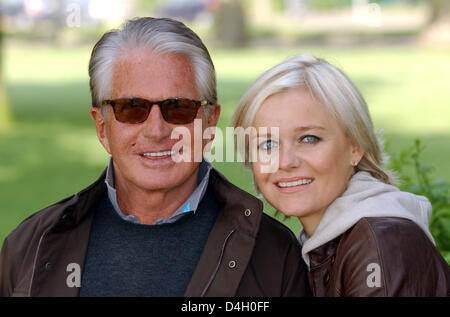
79,188,219,297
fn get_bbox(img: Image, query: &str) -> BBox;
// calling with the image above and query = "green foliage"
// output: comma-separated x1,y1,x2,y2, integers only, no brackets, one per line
309,0,352,11
389,139,450,263
0,83,13,131
271,0,285,12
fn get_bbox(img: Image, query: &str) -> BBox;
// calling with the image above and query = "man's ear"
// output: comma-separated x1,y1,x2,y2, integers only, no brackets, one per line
90,106,111,154
207,104,221,127
202,104,221,153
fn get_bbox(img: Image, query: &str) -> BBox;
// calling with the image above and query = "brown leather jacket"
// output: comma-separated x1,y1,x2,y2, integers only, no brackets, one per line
0,168,310,297
307,217,450,296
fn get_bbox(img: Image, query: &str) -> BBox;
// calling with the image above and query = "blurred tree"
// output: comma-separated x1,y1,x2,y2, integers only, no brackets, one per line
214,0,248,47
422,0,450,45
0,13,13,131
429,0,450,24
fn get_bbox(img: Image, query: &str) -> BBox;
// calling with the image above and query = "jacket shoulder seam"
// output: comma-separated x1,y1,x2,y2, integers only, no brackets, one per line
360,218,388,296
10,194,75,231
8,170,107,239
210,169,263,207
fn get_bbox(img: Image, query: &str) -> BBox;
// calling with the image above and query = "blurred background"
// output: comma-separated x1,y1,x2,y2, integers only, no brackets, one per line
1,0,449,257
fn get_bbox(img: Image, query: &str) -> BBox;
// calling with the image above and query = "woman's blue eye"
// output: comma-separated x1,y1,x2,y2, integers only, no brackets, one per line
302,135,320,144
259,140,278,151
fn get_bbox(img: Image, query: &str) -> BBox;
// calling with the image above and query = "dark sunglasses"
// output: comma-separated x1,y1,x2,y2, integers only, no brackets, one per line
102,97,211,124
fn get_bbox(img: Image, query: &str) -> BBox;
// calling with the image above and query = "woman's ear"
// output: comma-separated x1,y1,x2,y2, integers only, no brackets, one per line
350,142,365,167
90,106,111,154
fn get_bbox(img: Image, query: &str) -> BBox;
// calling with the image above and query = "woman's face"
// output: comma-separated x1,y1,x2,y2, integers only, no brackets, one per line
252,88,363,234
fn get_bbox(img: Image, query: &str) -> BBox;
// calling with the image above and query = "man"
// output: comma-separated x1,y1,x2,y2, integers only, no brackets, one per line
0,17,310,297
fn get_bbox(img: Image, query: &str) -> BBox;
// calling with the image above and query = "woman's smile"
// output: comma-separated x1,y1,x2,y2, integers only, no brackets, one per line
274,176,314,193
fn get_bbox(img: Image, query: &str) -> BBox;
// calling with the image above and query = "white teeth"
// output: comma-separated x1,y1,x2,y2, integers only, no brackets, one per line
142,150,176,157
277,179,312,188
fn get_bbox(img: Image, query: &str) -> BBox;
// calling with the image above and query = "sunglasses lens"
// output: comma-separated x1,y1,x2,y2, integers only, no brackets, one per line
114,99,149,123
107,98,202,124
162,99,199,124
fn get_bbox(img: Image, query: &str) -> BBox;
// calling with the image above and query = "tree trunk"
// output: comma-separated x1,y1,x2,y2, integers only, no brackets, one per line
215,0,248,47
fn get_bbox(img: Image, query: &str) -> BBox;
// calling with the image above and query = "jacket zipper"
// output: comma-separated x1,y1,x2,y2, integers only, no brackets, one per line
200,228,236,297
28,229,49,297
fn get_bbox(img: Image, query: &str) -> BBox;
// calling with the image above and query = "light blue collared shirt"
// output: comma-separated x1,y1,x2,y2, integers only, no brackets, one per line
104,158,212,225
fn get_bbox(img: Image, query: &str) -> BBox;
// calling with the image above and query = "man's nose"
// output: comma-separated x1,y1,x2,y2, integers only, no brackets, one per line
141,104,172,141
278,144,301,171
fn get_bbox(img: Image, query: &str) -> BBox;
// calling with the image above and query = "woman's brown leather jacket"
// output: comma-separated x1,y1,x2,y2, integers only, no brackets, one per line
307,217,450,296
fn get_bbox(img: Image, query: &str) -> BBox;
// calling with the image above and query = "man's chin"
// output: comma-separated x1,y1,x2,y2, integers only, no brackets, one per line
131,168,191,191
135,176,192,193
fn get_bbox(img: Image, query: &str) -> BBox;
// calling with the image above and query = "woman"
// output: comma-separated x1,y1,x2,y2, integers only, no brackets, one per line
232,54,450,296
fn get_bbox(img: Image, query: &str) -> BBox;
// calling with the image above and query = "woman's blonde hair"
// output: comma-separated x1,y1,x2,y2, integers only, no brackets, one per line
232,53,397,185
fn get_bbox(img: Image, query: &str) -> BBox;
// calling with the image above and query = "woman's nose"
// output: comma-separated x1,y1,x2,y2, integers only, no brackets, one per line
278,144,301,170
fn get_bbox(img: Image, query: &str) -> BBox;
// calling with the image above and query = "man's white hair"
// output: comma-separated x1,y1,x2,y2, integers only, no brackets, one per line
88,17,216,117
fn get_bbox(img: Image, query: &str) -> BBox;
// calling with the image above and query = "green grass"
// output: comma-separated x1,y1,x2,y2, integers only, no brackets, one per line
1,44,450,245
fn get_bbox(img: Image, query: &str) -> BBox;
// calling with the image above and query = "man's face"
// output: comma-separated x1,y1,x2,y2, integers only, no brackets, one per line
90,49,219,193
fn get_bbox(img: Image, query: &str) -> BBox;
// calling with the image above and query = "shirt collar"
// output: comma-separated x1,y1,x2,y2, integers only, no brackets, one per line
104,157,212,225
